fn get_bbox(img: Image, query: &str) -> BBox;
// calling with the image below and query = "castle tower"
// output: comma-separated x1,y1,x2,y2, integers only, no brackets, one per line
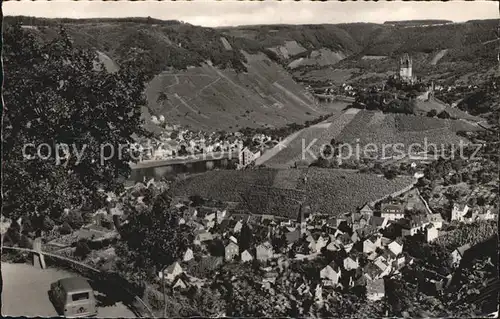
399,53,413,83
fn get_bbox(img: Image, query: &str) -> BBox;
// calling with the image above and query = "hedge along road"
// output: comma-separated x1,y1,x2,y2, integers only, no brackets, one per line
1,262,136,318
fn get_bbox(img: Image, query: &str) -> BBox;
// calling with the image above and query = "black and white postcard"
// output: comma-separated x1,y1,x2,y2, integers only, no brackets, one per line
1,1,499,318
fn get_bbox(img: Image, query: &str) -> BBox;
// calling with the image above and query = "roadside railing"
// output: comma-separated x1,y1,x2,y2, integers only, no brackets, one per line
1,246,155,318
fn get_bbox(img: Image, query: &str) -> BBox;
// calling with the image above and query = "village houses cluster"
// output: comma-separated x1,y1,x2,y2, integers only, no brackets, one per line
137,124,268,165
152,181,491,303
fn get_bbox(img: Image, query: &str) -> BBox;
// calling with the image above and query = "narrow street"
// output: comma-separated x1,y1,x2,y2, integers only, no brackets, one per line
1,263,136,318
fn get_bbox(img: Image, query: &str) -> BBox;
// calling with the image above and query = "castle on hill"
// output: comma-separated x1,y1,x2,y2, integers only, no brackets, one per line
399,53,417,84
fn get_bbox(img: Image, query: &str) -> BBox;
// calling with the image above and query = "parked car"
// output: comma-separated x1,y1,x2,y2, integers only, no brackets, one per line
49,277,97,317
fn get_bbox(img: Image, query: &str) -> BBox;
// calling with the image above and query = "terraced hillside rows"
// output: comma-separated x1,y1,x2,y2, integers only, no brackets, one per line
145,52,333,131
172,169,279,202
171,167,415,218
263,109,359,167
302,168,415,215
261,109,483,165
334,110,478,158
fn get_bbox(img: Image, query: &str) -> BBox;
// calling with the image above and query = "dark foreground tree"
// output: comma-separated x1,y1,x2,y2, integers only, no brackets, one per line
2,24,150,225
118,192,193,272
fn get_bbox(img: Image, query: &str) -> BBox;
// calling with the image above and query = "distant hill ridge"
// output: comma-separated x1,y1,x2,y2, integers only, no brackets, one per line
6,16,498,131
383,20,453,26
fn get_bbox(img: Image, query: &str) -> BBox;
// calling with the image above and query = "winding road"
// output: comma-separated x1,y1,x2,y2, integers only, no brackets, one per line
1,262,136,318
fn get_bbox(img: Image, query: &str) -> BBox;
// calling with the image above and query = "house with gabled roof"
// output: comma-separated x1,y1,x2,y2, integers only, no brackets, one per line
183,248,194,262
381,203,405,221
256,241,274,261
360,203,374,218
388,238,403,256
363,238,378,254
233,220,243,233
351,231,361,243
241,249,253,263
355,225,377,240
320,263,342,287
425,224,439,242
172,274,190,290
160,261,183,282
343,256,359,270
310,235,328,253
326,240,340,252
451,203,469,222
225,242,239,261
194,230,213,245
401,215,430,237
374,258,389,272
336,232,353,247
370,215,390,229
451,243,471,267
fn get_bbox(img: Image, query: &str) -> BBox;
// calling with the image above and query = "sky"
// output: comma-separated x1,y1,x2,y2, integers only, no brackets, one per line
3,1,499,27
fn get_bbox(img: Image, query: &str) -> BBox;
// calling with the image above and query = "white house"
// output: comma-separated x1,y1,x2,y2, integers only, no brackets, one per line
172,277,188,290
216,210,227,223
363,236,383,254
225,242,239,261
359,204,374,217
194,231,213,245
388,240,403,256
343,256,359,270
310,236,328,253
320,264,342,287
233,220,243,233
326,241,340,252
451,203,470,222
426,225,439,243
183,248,194,262
256,242,274,261
241,250,253,262
238,147,261,168
160,262,183,282
476,208,498,221
451,244,471,267
380,203,405,221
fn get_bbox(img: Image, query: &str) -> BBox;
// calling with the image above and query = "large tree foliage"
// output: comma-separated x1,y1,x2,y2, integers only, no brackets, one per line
117,192,193,273
2,24,149,223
